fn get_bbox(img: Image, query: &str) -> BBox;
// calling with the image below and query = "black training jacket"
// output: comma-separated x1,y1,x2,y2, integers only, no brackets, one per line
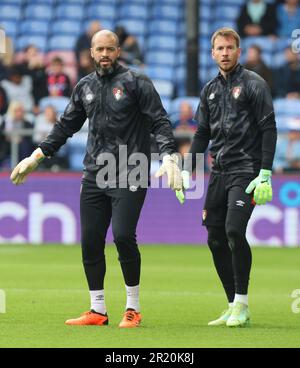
190,64,277,174
39,63,175,177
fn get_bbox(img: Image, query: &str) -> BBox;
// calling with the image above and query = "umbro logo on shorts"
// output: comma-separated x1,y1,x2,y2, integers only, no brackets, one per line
236,200,245,207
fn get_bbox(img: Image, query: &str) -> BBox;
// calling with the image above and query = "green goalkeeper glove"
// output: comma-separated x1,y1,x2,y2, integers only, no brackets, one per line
10,148,45,185
175,170,190,204
245,169,272,205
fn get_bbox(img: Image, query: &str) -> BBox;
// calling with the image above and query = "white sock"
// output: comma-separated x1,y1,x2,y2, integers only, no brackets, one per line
90,290,106,314
125,284,140,312
229,302,234,308
234,294,248,306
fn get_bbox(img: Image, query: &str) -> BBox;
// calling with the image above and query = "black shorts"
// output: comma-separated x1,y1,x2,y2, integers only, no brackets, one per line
202,172,256,227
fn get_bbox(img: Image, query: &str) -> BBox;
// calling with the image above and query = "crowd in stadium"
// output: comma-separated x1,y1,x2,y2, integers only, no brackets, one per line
1,0,300,173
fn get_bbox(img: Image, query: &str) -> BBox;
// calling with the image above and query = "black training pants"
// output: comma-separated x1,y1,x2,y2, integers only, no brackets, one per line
80,173,147,290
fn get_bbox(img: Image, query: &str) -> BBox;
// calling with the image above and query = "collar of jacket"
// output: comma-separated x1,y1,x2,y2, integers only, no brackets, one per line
96,62,128,79
218,63,243,84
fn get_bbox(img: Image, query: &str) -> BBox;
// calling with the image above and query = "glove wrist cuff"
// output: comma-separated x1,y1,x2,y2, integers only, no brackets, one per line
31,148,45,163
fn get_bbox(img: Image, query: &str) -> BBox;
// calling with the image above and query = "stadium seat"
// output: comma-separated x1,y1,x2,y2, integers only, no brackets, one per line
83,19,115,33
24,4,53,20
39,96,70,114
54,4,84,20
151,4,182,21
160,97,171,113
148,20,178,36
118,4,148,20
144,65,174,82
116,20,147,37
50,20,81,36
146,50,176,67
17,35,47,53
147,35,177,51
87,4,116,20
19,20,49,36
215,5,242,21
0,4,22,20
67,132,88,171
0,20,18,38
152,79,174,99
48,35,78,51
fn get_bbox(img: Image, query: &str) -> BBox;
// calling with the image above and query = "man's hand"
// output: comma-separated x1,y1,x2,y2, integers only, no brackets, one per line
155,154,182,191
245,169,272,205
175,170,190,204
10,148,45,185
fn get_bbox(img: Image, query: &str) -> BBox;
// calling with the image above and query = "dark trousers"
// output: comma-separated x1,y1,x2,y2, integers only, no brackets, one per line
203,173,256,302
80,174,147,290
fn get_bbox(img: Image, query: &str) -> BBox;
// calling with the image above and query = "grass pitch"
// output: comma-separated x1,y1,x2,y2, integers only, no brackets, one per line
0,244,299,348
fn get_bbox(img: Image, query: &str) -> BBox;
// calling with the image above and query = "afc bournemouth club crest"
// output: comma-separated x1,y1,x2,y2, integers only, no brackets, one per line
113,87,123,101
232,86,242,99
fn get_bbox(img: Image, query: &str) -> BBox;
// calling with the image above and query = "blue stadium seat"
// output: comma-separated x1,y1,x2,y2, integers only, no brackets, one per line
67,131,88,171
1,4,21,20
17,35,47,52
148,20,177,36
146,50,176,67
147,35,177,51
118,4,148,20
0,20,18,38
160,97,171,114
215,5,243,21
83,19,115,33
24,4,53,20
151,4,182,21
199,20,211,37
48,35,77,51
199,3,212,20
50,20,81,36
39,96,70,114
152,79,174,98
116,20,147,37
87,4,116,20
54,4,84,20
144,65,174,82
20,20,49,36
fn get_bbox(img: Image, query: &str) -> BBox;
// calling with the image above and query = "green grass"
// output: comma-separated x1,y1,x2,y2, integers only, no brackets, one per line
0,245,299,348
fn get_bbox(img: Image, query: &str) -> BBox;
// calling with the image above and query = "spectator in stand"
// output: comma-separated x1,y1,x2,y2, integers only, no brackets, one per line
75,20,102,62
273,129,300,173
277,0,300,37
18,45,48,110
0,65,34,112
0,101,35,164
173,101,198,157
33,105,69,170
173,101,198,132
78,49,95,80
237,0,278,38
274,47,300,98
47,57,71,97
114,25,143,66
244,45,273,92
